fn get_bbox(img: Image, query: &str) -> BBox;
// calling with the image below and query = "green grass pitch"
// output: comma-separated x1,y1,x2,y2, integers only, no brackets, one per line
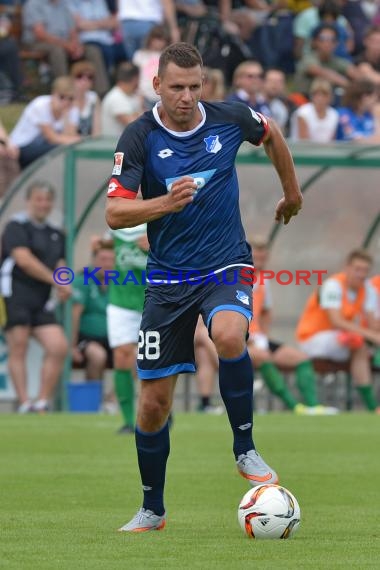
1,412,380,569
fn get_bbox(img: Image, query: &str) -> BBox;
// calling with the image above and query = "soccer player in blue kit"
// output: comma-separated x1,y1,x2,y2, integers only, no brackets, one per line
106,42,303,532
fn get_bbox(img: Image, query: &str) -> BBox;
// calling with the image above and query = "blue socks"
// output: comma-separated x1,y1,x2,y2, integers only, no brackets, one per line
135,422,170,516
219,349,255,458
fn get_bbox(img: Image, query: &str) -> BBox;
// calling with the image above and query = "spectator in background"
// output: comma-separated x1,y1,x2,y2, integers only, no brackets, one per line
296,249,380,413
355,26,380,87
0,181,69,413
101,62,143,137
290,77,339,142
293,0,354,61
72,241,115,382
262,68,293,135
70,61,101,137
226,60,271,116
0,10,23,102
9,76,81,169
118,0,180,61
336,79,380,142
176,0,208,20
247,237,338,415
294,23,359,97
65,0,126,81
0,119,19,198
22,0,109,96
201,66,226,101
133,24,171,110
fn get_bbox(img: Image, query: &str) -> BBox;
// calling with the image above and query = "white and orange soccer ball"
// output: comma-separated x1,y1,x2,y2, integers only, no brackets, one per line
238,484,301,539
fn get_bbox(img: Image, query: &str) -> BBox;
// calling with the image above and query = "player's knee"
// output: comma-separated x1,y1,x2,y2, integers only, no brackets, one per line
212,328,245,359
85,342,107,366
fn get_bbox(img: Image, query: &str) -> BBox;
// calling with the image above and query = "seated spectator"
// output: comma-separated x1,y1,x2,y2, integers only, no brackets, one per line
22,0,109,96
0,181,70,413
65,0,126,80
9,76,81,169
201,66,226,101
194,317,224,414
343,0,375,56
0,119,19,198
72,240,115,382
225,60,271,116
176,0,208,20
262,68,294,135
247,237,338,415
101,62,143,137
355,26,380,87
290,77,339,142
118,0,180,61
293,0,354,61
335,79,380,142
296,249,380,413
0,10,23,102
294,23,359,97
70,61,101,136
132,24,171,110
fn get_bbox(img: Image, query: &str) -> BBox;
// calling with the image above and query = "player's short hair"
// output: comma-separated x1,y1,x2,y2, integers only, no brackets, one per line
346,249,373,266
158,42,203,77
25,181,55,200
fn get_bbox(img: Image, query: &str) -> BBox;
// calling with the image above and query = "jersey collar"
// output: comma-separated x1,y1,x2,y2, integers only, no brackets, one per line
152,102,206,137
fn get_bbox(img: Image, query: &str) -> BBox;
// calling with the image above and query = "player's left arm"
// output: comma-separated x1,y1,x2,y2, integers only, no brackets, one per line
262,118,303,225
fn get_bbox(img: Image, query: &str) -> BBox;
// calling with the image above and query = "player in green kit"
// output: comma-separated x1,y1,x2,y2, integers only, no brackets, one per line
106,224,149,433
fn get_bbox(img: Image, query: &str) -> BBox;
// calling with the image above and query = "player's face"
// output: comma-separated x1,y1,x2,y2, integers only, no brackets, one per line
153,62,203,131
345,259,371,290
94,249,115,276
27,189,54,222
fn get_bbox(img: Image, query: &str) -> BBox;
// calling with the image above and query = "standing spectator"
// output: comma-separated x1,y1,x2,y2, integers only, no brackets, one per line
294,23,359,97
0,181,70,413
335,79,380,142
22,0,109,96
106,225,149,434
118,0,180,61
65,0,126,80
290,77,339,142
133,24,171,110
0,119,19,198
226,60,271,116
296,249,380,413
70,61,101,136
72,241,115,381
9,76,81,169
101,62,143,137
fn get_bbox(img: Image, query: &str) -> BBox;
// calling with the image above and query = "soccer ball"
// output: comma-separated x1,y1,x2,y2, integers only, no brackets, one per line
237,484,301,539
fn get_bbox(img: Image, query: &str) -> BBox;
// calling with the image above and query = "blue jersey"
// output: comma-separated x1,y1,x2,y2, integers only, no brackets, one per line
107,101,268,277
336,107,375,141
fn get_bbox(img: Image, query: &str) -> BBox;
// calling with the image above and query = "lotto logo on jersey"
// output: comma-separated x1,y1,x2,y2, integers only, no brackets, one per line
112,152,124,175
166,169,216,193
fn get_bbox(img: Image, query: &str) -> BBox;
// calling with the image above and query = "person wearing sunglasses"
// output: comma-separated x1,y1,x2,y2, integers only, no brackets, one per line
70,60,101,136
9,76,82,169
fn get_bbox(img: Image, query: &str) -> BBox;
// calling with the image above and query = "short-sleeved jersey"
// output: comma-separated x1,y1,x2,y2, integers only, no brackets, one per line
0,213,65,302
107,101,268,277
109,225,148,311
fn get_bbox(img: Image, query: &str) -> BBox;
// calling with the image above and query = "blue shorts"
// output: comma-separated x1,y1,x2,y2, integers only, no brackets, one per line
137,267,253,380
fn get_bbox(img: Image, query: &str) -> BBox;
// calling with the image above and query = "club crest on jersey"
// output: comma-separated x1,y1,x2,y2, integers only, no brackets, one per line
204,134,222,154
236,290,249,305
112,152,124,175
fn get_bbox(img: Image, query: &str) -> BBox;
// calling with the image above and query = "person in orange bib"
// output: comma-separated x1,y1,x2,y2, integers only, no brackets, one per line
247,238,338,415
296,249,380,412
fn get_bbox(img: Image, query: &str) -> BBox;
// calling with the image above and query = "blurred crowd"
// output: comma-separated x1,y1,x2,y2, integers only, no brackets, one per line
1,0,380,189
